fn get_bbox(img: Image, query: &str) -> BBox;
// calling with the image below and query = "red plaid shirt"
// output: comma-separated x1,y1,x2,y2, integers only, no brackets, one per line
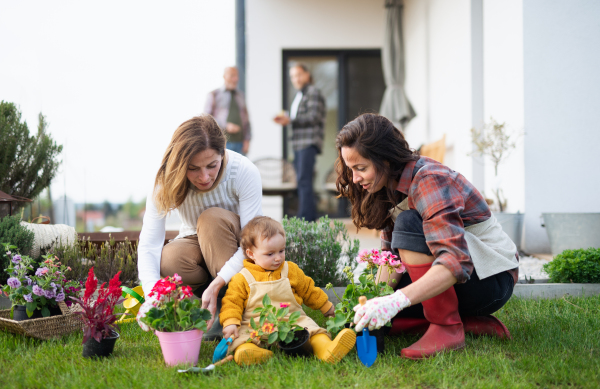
381,157,518,284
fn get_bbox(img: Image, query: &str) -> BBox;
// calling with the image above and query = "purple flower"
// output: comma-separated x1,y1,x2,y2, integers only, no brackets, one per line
7,277,21,288
55,292,65,302
11,254,21,263
32,285,44,296
35,267,49,276
24,276,32,286
50,282,56,288
24,293,33,302
44,289,57,299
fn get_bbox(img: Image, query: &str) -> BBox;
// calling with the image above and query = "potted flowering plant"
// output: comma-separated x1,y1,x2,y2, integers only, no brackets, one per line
325,249,404,350
1,243,80,321
137,274,212,367
247,295,309,356
70,267,123,358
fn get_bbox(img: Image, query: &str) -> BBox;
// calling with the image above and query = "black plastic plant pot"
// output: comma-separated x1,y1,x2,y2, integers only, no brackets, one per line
82,332,120,358
12,304,63,321
278,328,313,357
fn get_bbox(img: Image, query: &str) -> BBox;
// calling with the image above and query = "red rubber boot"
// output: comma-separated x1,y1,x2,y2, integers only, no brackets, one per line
400,263,465,359
462,315,512,339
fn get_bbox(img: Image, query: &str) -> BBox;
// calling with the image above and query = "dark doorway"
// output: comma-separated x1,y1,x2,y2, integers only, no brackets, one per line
282,49,385,218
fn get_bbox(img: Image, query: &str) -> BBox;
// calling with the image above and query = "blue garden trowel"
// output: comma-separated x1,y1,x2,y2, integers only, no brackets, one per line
212,335,235,363
356,296,377,367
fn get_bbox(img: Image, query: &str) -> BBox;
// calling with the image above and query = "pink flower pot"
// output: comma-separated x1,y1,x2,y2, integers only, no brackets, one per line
155,329,203,366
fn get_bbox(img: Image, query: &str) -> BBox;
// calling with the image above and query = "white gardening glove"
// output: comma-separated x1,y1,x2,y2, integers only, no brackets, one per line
353,290,412,332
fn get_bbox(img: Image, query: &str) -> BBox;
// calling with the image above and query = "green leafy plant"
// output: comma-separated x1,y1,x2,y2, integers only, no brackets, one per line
138,274,211,333
325,249,403,335
0,101,62,208
248,295,303,345
543,248,600,284
282,215,360,287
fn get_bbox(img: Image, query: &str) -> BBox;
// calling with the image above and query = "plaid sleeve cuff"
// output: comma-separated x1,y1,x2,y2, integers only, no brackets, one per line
432,251,471,284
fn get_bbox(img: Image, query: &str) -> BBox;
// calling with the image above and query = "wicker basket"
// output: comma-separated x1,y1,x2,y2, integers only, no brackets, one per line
0,301,83,340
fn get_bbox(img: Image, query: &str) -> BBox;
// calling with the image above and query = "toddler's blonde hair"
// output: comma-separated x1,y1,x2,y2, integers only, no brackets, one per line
241,216,286,252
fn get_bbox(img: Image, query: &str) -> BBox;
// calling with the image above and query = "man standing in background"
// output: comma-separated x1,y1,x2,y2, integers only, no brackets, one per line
274,64,326,222
204,67,251,155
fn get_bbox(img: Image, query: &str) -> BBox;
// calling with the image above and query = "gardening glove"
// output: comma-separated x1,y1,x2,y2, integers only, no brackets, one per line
353,290,412,332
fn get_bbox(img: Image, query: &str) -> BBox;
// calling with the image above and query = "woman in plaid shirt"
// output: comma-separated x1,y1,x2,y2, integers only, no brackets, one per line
335,114,519,359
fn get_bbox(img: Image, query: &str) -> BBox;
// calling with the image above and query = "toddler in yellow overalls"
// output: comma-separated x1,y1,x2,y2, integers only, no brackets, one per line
220,216,356,365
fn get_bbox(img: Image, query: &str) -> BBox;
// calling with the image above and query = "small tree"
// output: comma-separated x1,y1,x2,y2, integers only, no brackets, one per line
470,118,520,212
0,101,63,212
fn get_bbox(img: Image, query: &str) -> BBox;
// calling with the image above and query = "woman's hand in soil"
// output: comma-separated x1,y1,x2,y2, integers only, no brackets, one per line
223,324,239,340
324,304,335,318
353,290,411,332
201,276,226,330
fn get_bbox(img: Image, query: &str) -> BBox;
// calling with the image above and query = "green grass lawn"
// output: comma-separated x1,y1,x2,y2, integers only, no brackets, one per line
1,295,599,389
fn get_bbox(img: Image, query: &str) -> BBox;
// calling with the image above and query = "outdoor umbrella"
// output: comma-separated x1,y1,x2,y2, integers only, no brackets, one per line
380,0,416,130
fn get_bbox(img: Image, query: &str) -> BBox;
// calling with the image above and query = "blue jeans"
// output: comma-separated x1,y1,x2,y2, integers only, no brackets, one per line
226,141,244,155
294,146,318,222
391,209,515,318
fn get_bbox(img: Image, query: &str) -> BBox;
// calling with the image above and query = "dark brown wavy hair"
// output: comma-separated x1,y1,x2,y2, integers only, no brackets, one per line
335,114,419,231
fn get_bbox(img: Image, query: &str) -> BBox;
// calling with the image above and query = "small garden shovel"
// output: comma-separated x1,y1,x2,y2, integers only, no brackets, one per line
213,335,235,363
178,355,233,374
356,296,377,367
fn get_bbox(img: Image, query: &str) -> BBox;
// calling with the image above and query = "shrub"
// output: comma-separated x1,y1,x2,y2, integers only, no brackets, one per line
543,248,600,283
282,215,360,287
0,102,62,208
51,236,138,287
0,215,34,283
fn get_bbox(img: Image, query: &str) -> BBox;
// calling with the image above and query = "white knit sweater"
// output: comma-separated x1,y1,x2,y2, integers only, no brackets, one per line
137,150,263,295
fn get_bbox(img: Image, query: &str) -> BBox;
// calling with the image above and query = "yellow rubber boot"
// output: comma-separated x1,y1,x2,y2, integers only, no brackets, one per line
233,343,273,365
309,330,356,363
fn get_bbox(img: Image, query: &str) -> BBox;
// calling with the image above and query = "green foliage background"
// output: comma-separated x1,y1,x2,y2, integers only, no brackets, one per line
282,215,359,287
0,215,34,284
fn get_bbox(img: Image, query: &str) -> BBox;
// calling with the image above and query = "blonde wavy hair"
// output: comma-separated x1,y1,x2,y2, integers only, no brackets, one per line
153,115,226,214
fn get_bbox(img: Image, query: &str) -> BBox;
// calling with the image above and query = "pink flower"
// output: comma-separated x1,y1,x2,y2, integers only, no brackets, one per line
370,249,380,255
280,302,291,308
172,273,182,284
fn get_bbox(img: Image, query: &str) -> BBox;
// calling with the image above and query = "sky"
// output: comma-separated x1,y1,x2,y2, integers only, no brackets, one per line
0,0,235,204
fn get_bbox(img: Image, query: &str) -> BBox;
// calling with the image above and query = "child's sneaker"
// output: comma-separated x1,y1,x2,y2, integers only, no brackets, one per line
310,329,356,363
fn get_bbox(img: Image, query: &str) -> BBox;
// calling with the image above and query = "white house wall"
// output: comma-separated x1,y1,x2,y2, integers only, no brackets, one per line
483,0,525,215
246,0,386,220
404,0,473,180
522,0,600,253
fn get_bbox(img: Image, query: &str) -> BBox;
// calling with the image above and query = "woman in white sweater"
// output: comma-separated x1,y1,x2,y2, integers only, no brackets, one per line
137,115,262,338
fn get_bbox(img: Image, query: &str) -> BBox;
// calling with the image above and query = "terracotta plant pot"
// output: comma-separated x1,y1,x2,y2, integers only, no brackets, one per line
155,329,203,367
12,304,62,321
278,328,313,357
82,332,120,358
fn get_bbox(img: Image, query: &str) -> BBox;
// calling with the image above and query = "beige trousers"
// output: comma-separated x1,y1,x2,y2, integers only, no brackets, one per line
159,208,242,291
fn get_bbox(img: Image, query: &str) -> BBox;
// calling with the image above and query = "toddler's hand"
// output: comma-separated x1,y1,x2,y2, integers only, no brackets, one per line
324,304,335,318
353,290,411,332
223,324,239,340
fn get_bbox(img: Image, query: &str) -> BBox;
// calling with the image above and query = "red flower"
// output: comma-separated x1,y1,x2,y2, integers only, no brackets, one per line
180,285,193,298
83,267,98,302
